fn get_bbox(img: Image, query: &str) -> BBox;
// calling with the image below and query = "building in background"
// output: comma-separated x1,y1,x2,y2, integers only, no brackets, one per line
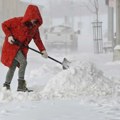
0,0,47,36
0,0,28,36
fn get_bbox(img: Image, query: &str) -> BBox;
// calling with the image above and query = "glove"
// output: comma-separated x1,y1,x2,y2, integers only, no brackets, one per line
41,50,48,58
8,36,15,44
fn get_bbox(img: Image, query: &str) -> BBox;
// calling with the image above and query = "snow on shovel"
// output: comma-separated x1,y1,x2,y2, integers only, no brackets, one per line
13,40,70,70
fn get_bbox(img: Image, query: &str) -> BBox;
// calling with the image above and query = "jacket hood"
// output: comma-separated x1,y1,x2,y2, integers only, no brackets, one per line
21,5,43,26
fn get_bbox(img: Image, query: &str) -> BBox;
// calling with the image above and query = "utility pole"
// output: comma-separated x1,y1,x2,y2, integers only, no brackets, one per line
113,0,120,61
108,3,114,50
105,0,114,53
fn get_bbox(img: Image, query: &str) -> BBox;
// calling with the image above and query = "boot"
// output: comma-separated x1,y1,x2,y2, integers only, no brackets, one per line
17,79,33,92
3,82,10,90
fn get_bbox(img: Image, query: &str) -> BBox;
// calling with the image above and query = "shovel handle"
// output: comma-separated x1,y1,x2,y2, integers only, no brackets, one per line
28,46,62,65
13,40,62,65
7,26,65,68
48,56,62,65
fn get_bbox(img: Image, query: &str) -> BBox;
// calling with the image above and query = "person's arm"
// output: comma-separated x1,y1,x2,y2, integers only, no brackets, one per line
33,29,45,51
33,29,48,58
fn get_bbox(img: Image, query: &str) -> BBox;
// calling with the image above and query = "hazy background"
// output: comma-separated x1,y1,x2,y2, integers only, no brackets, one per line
0,0,112,53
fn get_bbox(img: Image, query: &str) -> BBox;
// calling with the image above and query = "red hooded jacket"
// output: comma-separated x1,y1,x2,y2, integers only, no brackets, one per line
1,5,45,67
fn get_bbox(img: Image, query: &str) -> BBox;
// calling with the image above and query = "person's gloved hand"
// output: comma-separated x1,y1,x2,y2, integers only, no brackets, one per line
8,36,15,44
41,50,48,58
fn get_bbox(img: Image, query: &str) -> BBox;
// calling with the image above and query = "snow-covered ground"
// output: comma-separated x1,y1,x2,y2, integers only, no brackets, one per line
0,3,119,119
0,45,120,120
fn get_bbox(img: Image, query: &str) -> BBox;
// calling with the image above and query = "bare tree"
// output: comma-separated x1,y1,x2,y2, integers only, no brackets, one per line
83,0,103,54
82,0,99,21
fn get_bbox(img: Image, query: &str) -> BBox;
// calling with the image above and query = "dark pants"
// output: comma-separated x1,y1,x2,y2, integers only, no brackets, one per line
5,50,27,84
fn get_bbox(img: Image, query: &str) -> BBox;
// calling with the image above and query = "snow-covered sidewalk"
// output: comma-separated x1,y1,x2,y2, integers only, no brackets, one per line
0,52,120,120
0,99,114,120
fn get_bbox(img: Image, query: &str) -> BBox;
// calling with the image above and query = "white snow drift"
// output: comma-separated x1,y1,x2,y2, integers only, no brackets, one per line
0,59,120,102
41,60,118,99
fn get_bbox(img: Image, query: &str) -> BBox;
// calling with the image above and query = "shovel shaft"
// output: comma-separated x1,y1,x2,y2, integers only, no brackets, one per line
28,46,62,65
48,56,62,65
13,39,63,65
9,31,64,67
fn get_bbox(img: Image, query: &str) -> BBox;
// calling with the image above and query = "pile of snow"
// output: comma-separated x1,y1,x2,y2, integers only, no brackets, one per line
41,60,119,99
0,60,120,102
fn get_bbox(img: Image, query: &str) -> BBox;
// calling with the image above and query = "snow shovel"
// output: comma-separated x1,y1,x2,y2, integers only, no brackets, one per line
13,40,70,70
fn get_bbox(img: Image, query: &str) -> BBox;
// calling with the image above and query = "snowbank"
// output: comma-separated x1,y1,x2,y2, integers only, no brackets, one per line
41,60,118,99
0,60,120,102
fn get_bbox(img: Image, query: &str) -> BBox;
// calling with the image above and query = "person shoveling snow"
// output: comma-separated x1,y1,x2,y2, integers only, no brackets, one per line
1,4,48,92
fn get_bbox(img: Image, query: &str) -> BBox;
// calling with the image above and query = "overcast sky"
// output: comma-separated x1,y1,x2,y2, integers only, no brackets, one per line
20,0,107,17
21,0,49,6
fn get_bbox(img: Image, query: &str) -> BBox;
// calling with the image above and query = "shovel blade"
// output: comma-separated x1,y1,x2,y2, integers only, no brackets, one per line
62,58,70,70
